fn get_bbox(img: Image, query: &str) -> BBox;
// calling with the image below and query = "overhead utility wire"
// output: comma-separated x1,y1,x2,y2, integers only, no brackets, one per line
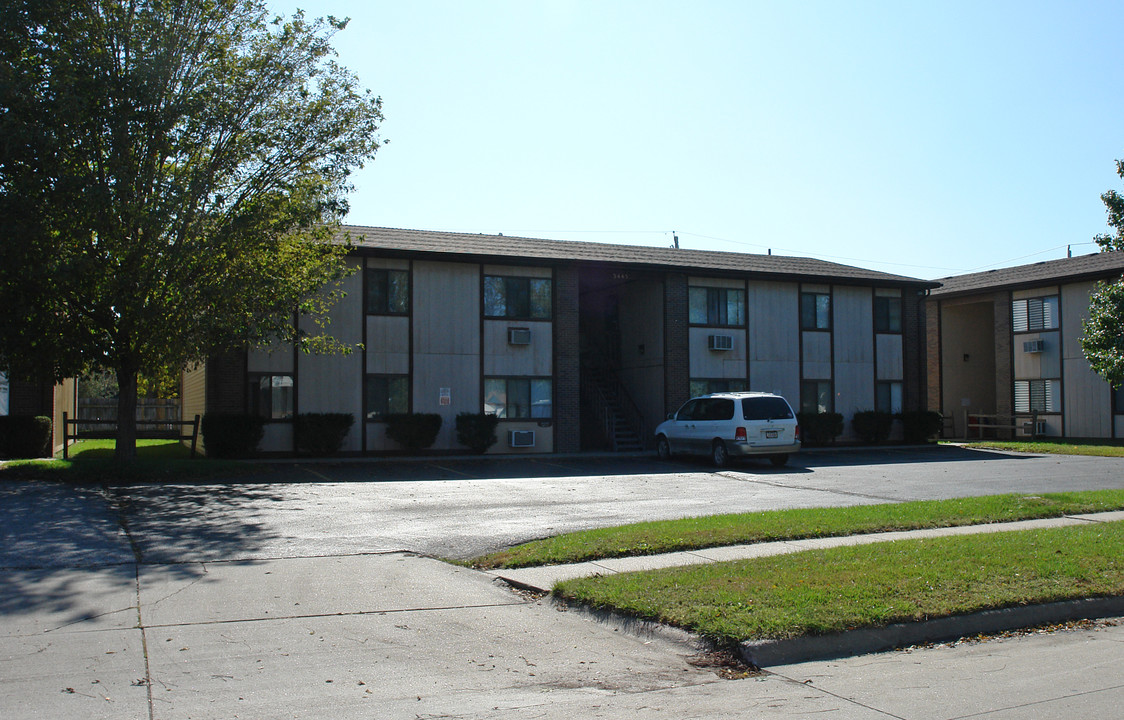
961,242,1100,274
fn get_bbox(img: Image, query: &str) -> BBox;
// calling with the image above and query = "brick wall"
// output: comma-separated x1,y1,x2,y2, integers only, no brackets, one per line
553,266,581,453
8,378,53,417
205,352,247,414
992,291,1013,438
924,297,941,414
8,379,56,452
663,273,689,414
902,289,925,412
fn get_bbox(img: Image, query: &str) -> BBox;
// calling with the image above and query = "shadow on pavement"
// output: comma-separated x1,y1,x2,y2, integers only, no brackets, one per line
791,444,1039,469
106,483,287,563
0,483,137,626
0,482,130,570
0,481,281,624
226,444,1035,484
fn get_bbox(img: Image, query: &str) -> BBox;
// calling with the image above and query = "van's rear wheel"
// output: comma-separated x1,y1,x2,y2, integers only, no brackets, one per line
711,441,729,468
770,453,789,467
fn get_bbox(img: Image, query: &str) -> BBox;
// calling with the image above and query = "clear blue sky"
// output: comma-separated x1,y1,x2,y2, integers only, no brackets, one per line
270,1,1124,280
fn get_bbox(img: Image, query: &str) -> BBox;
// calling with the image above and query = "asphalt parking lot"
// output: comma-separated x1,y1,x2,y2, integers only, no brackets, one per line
3,445,1124,719
104,444,1124,562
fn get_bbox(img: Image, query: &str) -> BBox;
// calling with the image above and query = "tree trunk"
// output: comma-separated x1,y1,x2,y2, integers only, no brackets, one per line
115,366,139,463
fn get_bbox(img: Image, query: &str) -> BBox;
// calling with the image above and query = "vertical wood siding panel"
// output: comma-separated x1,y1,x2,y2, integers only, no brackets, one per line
296,259,364,451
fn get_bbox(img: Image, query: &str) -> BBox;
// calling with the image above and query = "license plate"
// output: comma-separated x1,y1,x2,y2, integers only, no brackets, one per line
765,430,778,439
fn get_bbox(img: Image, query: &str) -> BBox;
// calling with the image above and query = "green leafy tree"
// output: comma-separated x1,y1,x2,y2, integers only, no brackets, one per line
1081,159,1124,389
0,0,382,461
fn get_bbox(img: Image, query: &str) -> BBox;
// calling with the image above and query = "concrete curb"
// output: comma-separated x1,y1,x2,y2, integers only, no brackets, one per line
520,585,1124,670
739,596,1124,668
489,512,1124,667
546,595,712,653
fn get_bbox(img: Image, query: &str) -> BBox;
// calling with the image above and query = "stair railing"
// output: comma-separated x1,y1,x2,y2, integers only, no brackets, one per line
581,345,651,451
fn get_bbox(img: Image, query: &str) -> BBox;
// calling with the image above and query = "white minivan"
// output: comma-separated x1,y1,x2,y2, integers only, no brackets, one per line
654,392,801,468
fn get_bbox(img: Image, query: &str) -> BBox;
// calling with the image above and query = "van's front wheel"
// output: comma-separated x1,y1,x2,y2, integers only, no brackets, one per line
656,436,671,460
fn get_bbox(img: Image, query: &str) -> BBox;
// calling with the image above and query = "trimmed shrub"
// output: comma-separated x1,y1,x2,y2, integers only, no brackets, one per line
899,410,943,444
851,410,894,444
295,413,354,456
455,412,499,454
384,413,442,451
201,413,265,458
0,415,52,458
797,411,844,447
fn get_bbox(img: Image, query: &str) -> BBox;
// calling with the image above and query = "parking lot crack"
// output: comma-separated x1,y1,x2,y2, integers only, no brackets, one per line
717,472,900,503
147,565,209,607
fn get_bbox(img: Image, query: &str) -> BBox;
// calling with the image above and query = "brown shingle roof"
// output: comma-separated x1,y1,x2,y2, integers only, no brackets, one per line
930,251,1124,297
342,226,937,287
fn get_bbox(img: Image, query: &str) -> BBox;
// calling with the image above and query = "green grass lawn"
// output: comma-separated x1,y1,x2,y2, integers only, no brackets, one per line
470,490,1124,569
555,521,1124,644
64,438,195,460
948,439,1124,457
0,439,260,482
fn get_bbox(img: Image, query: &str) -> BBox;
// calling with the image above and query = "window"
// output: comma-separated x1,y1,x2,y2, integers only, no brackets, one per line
484,276,551,319
876,381,903,414
1115,385,1124,415
675,398,703,421
484,377,552,418
248,374,293,419
689,378,746,398
365,268,409,315
874,296,902,333
800,292,831,330
800,380,833,414
689,287,744,326
0,372,7,416
1014,379,1060,413
742,396,794,421
1012,296,1058,332
699,398,735,420
365,375,409,420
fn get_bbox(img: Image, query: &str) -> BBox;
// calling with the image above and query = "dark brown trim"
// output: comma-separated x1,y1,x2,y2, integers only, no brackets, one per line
407,259,415,415
292,311,299,453
478,263,486,417
1058,291,1066,437
829,284,836,412
744,276,751,389
937,298,944,425
871,287,878,409
361,257,368,453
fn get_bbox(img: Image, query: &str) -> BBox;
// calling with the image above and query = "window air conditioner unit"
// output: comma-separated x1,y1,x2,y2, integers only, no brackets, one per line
507,328,532,345
1022,420,1047,436
1022,339,1045,353
509,430,535,448
708,334,733,351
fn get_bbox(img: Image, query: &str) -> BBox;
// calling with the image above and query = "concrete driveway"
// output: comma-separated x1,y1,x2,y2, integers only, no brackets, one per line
3,445,1124,719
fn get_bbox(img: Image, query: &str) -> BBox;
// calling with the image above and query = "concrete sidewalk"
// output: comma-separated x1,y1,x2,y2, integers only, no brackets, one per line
489,510,1124,591
5,550,1123,719
489,511,1124,667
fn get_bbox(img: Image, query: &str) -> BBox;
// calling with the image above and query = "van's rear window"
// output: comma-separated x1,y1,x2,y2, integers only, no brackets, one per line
742,398,793,421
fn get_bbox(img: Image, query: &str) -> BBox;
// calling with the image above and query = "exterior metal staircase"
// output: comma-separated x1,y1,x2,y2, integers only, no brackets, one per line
580,355,648,452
